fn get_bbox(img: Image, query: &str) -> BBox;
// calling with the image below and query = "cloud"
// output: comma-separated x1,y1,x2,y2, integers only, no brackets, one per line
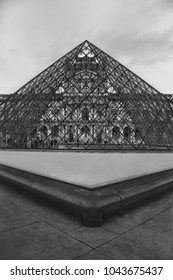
0,0,173,94
95,28,173,65
161,0,173,7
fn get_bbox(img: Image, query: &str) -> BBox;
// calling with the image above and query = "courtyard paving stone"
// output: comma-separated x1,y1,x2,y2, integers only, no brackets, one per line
0,182,82,233
76,249,113,260
142,206,173,233
103,192,173,234
67,226,120,248
0,197,40,232
97,224,173,260
0,221,90,260
29,206,82,233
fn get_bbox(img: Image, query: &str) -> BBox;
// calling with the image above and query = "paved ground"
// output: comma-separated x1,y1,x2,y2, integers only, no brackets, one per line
0,180,173,260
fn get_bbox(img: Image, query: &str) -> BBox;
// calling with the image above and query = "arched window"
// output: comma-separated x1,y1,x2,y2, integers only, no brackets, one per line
82,107,89,121
112,126,120,140
124,126,131,140
69,126,74,142
20,133,27,142
97,130,102,143
52,126,59,137
81,126,90,135
40,126,48,136
30,126,37,136
135,128,141,141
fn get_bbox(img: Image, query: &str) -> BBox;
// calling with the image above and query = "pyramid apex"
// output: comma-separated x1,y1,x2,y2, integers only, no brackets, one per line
81,39,90,45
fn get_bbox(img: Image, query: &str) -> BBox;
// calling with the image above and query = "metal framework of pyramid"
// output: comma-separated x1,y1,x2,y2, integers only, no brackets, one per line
0,40,173,150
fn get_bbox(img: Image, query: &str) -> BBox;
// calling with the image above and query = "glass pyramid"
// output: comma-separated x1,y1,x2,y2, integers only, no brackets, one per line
0,40,173,150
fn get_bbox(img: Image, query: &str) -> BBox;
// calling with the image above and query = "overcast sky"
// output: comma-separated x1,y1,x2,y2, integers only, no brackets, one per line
0,0,173,94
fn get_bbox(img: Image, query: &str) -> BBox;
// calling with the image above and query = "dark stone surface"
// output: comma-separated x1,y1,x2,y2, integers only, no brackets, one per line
98,224,173,259
142,206,173,233
76,249,113,260
103,192,173,233
82,208,103,227
0,221,90,260
0,197,40,232
29,205,81,233
68,226,119,248
0,182,81,232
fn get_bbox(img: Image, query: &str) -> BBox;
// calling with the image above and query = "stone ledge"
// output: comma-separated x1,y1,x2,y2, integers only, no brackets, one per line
0,164,173,227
